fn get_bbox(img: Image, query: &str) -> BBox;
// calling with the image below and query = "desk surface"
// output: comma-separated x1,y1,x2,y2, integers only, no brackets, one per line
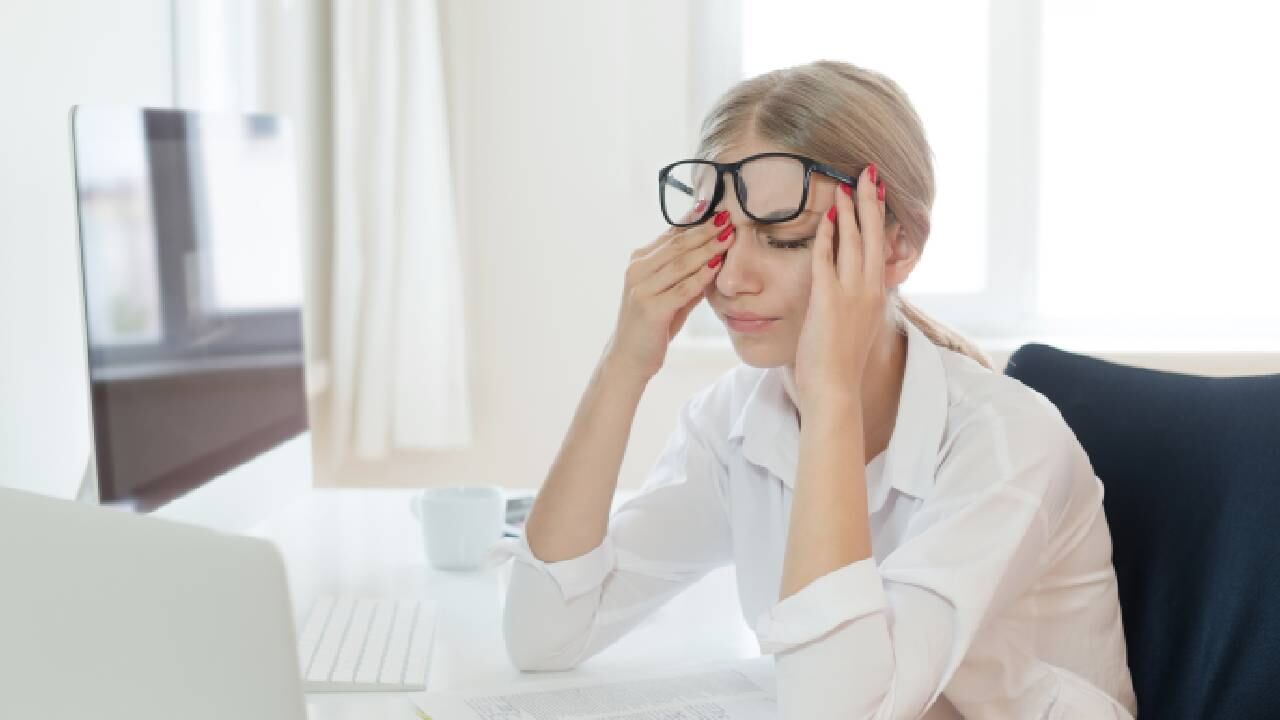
250,489,761,720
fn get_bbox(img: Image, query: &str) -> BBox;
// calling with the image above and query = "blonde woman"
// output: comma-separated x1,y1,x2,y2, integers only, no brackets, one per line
496,61,1137,718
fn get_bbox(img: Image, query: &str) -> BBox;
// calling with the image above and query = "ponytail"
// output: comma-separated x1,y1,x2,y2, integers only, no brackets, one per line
897,295,995,371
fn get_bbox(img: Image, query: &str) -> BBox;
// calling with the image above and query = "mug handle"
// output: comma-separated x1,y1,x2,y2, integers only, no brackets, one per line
408,491,422,521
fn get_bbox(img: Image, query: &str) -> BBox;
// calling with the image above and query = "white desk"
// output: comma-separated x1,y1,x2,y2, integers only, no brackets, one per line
249,489,762,719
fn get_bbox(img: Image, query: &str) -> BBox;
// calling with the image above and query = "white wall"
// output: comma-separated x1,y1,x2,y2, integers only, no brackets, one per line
7,1,1272,500
0,0,715,499
313,0,743,490
0,1,173,497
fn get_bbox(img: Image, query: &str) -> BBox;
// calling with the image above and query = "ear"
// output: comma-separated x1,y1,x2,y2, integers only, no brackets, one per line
883,222,920,290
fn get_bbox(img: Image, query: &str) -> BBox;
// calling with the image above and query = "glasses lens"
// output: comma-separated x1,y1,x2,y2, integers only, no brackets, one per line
738,155,807,223
661,161,717,225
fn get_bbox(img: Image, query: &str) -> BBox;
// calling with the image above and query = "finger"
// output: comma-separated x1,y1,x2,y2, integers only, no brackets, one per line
634,212,737,294
812,201,837,288
634,212,734,295
865,174,888,291
655,256,723,317
631,199,709,260
855,164,886,292
668,288,704,339
684,198,711,223
835,178,862,286
635,206,726,269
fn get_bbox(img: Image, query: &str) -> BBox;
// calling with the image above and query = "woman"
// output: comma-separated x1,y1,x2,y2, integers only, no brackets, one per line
495,60,1137,718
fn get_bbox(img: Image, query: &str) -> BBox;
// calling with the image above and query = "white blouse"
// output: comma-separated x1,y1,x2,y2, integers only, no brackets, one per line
493,318,1139,719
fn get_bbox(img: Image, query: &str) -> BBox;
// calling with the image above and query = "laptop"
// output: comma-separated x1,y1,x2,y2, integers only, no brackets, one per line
0,487,307,720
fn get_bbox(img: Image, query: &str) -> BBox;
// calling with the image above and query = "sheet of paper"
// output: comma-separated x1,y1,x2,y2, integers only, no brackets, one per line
411,658,777,720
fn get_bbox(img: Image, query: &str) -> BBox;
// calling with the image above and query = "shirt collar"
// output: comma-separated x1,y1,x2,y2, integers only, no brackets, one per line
728,318,950,513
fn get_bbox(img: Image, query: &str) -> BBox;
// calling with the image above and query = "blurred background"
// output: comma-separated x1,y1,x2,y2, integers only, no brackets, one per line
2,0,1277,501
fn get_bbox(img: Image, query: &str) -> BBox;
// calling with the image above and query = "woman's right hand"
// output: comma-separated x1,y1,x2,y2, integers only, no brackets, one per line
604,203,736,381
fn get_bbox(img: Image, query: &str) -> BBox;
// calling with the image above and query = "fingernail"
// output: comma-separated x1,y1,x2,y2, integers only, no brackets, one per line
694,199,708,213
826,205,837,222
713,210,729,227
877,179,885,202
708,254,722,269
868,163,878,185
840,183,853,197
717,225,734,242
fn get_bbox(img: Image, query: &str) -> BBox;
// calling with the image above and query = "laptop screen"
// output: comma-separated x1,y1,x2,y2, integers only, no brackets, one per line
70,107,308,511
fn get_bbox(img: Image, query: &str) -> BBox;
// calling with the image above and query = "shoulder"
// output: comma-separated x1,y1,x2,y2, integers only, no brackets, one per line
635,364,764,495
676,363,769,444
933,347,1100,530
681,362,767,422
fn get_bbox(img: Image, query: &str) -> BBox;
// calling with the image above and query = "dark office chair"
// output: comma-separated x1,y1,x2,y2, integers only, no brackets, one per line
1003,343,1280,719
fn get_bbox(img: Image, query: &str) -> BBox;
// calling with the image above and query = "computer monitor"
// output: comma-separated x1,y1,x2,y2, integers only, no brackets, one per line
69,106,311,519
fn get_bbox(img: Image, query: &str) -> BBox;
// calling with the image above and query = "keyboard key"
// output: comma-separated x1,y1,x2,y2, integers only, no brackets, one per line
331,598,376,683
300,595,433,691
354,599,396,684
305,596,355,683
297,596,335,676
378,600,419,685
403,604,435,686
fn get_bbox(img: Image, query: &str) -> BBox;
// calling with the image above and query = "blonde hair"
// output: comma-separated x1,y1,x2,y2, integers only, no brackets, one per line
696,60,995,371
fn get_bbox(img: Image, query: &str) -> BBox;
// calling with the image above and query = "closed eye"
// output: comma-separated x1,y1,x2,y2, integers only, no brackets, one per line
767,236,812,250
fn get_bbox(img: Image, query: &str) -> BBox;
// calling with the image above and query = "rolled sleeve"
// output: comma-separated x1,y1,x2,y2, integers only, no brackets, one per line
488,533,616,603
754,557,887,654
499,381,736,672
755,403,1090,718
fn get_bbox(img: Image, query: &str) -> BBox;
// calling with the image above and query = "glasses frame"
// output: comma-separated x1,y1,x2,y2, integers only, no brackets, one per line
658,151,858,227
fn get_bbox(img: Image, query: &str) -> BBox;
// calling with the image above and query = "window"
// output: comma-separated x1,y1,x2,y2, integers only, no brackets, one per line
742,0,990,297
191,118,303,313
682,0,1280,350
1038,0,1280,344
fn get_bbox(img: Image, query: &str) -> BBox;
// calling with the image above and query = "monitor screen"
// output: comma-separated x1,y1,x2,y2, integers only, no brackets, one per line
70,107,308,512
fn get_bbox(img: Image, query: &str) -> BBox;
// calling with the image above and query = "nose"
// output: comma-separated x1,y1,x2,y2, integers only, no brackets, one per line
713,223,764,298
709,172,763,298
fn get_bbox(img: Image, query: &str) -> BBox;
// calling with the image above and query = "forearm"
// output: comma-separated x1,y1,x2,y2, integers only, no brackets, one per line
779,397,874,600
524,351,650,562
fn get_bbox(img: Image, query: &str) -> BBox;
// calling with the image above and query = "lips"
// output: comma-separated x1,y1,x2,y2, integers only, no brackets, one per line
722,312,778,333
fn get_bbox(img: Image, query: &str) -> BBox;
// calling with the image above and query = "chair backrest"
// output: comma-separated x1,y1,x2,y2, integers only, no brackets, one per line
1004,344,1280,720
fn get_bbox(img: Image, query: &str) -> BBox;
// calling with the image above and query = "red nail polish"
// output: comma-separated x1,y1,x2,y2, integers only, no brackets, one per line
694,199,708,213
714,210,729,227
826,205,837,222
717,225,734,242
840,183,853,197
708,254,722,269
868,163,878,184
877,179,885,202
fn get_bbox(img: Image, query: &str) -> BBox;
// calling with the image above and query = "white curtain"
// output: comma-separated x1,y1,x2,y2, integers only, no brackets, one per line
330,0,471,462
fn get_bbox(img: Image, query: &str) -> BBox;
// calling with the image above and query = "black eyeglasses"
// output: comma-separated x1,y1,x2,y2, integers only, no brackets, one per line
658,152,858,227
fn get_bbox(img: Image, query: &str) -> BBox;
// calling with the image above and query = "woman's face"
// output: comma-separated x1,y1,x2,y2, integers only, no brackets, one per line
704,137,842,369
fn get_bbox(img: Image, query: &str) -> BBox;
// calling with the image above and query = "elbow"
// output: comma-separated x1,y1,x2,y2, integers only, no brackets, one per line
505,645,579,673
774,641,897,720
501,572,589,672
502,606,583,672
504,636,567,672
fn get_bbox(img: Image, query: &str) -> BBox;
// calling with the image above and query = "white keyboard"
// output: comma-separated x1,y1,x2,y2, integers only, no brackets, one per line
297,595,436,692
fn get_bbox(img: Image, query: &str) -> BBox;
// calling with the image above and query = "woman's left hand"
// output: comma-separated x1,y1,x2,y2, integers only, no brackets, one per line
793,164,888,418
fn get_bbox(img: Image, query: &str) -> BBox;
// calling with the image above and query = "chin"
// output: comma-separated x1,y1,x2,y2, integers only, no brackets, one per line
729,339,792,369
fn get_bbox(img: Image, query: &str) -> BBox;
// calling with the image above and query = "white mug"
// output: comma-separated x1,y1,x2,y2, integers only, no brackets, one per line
409,486,505,571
